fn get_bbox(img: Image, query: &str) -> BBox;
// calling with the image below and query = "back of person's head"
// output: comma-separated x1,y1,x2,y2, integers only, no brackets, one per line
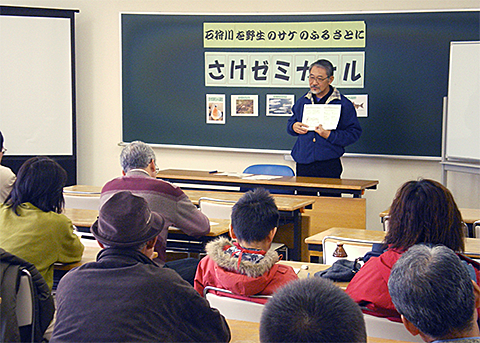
6,156,67,214
231,188,279,243
384,178,464,252
309,59,335,77
120,141,156,173
260,278,367,343
0,131,4,149
388,244,478,340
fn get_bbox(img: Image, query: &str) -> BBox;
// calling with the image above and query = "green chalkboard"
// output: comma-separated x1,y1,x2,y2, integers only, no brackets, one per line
121,11,480,157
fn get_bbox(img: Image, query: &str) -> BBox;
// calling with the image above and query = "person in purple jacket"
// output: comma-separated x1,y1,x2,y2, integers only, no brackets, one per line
287,59,362,189
100,141,210,284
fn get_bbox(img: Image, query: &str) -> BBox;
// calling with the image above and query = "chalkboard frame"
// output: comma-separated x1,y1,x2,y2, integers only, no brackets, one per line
121,10,480,158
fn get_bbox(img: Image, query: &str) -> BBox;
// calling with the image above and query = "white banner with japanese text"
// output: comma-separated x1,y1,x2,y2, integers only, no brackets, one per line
204,21,366,48
205,52,365,88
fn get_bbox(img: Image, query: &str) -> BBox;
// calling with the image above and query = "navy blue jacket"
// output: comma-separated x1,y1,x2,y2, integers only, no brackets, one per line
287,87,362,164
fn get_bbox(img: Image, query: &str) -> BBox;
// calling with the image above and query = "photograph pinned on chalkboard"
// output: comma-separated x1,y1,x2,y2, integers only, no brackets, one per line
346,94,368,117
231,95,258,116
206,94,226,124
266,94,294,116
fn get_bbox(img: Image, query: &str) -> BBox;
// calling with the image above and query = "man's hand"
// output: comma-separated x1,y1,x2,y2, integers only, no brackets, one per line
314,124,331,139
293,122,309,134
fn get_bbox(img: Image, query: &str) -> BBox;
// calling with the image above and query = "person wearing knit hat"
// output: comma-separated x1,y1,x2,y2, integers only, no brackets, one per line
51,191,231,342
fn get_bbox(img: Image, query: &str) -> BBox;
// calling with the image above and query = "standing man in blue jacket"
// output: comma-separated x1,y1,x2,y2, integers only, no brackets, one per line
287,59,362,183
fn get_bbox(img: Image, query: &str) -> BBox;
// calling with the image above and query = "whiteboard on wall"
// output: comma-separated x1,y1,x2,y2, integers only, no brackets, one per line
446,41,480,162
0,15,73,155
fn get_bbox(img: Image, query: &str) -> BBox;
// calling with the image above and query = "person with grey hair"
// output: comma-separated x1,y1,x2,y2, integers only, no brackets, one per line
388,244,480,343
287,59,361,191
51,191,230,342
0,131,16,203
100,141,210,284
259,277,367,343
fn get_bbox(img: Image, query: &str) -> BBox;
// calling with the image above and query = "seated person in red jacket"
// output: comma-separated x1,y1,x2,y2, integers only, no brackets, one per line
194,188,298,302
388,244,480,343
346,179,480,322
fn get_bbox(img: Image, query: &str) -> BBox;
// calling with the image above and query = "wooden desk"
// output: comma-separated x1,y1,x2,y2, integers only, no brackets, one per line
64,208,231,255
156,169,378,198
64,209,229,237
184,189,315,260
226,318,414,343
63,187,316,261
305,227,480,260
64,185,101,194
278,260,349,289
63,187,315,214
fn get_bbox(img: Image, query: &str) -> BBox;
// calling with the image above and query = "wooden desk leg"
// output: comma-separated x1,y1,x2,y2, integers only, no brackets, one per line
292,209,301,261
307,244,323,263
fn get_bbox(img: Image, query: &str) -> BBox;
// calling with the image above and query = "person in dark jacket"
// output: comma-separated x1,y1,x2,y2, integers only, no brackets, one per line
287,59,362,182
0,248,55,342
51,191,230,342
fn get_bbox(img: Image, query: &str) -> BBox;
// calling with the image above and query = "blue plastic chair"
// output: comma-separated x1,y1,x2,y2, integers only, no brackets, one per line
243,164,295,177
241,164,295,194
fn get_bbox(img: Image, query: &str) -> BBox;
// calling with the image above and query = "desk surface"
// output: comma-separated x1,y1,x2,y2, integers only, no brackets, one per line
305,227,480,259
58,241,337,278
64,208,231,237
64,185,101,195
184,189,315,211
380,208,480,224
226,318,414,343
157,169,379,192
63,186,315,213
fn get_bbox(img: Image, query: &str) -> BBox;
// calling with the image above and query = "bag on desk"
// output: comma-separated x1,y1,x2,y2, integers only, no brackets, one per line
315,258,362,282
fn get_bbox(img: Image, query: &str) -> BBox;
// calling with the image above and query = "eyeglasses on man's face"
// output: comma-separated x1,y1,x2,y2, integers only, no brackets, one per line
309,74,330,83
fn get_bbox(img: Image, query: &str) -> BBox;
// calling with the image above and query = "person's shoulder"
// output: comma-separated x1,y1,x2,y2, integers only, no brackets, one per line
102,175,184,197
144,264,197,291
43,209,71,224
295,91,311,103
335,91,354,108
0,164,15,177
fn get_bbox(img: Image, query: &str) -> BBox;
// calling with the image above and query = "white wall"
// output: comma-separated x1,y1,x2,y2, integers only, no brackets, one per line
5,0,480,231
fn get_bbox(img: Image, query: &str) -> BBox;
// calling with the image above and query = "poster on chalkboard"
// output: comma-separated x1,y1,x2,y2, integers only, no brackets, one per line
266,94,294,117
206,94,225,124
231,95,258,117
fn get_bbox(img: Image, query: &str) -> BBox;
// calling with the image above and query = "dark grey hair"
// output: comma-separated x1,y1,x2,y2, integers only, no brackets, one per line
388,244,476,339
309,59,334,77
120,141,156,173
260,278,367,343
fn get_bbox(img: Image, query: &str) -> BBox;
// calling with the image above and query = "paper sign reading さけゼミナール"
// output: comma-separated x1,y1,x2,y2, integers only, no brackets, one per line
302,104,341,131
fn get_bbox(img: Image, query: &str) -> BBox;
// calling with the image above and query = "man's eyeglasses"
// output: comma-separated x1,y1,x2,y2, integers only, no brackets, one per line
1,148,6,154
309,75,330,83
